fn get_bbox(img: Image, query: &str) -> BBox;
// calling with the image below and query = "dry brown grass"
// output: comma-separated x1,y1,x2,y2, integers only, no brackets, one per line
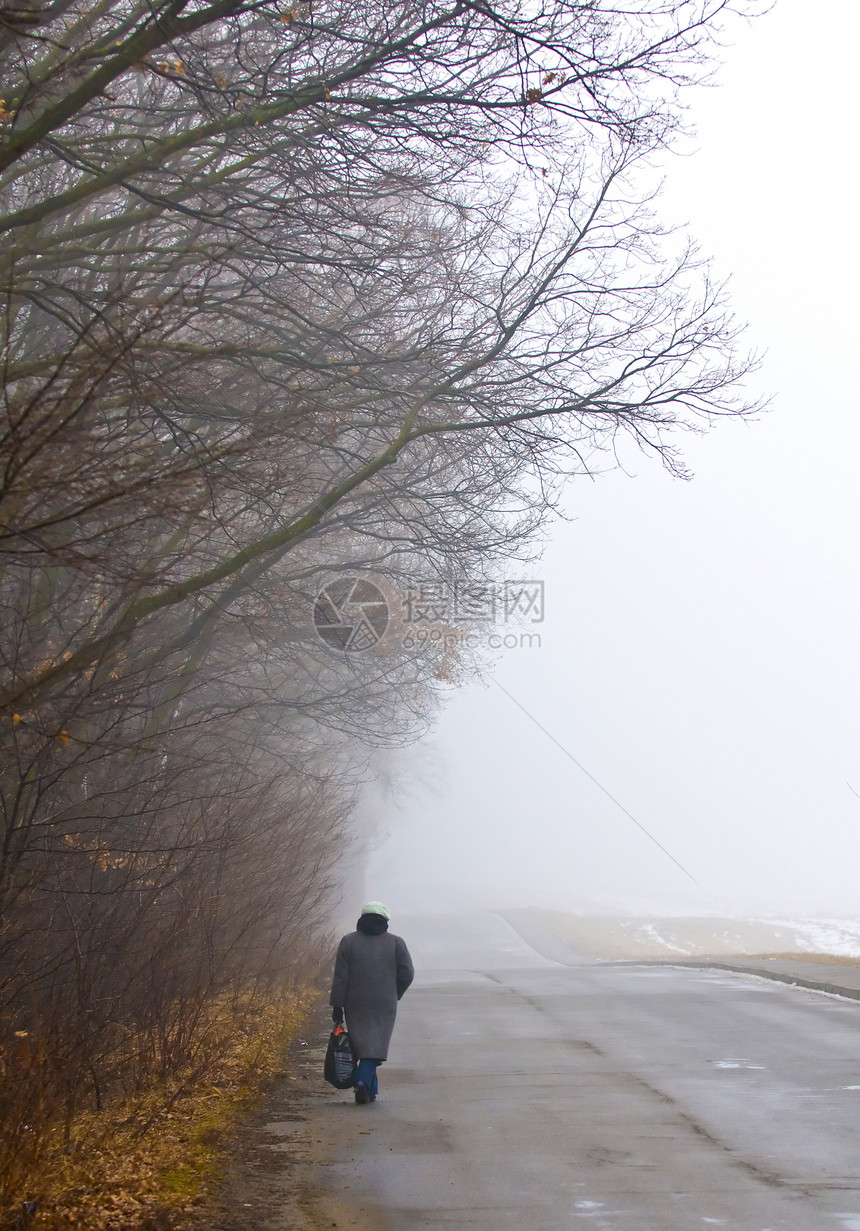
1,990,318,1231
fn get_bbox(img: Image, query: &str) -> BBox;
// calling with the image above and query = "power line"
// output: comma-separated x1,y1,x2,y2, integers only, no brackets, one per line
491,676,700,887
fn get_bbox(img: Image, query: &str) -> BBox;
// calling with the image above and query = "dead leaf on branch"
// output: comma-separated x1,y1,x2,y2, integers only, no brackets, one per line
153,58,186,77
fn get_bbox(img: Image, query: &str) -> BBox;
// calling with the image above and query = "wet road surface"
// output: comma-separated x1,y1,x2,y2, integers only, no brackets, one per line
305,913,860,1231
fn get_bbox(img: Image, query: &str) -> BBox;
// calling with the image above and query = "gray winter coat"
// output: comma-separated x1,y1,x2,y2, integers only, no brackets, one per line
330,930,414,1060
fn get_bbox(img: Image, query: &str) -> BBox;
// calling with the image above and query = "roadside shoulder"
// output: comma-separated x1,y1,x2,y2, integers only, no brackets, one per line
639,957,860,1002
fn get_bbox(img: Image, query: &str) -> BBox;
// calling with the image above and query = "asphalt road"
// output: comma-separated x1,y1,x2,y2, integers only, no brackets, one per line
302,913,860,1231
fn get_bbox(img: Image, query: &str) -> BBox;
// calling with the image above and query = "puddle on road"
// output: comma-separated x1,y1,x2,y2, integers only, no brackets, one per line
713,1058,765,1070
572,1199,607,1218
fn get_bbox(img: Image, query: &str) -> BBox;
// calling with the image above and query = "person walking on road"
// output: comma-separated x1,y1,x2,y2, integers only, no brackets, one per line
330,902,414,1104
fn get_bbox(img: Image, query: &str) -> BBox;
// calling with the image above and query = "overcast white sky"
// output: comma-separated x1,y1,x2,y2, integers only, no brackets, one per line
367,0,860,918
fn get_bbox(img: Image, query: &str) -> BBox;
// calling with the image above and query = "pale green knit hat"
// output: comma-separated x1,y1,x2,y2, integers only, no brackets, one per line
361,900,390,920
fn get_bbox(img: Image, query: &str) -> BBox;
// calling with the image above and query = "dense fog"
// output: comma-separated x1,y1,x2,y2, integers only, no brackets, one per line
367,0,860,923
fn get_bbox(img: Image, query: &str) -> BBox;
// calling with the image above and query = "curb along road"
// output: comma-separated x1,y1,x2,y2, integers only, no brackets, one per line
646,958,860,1002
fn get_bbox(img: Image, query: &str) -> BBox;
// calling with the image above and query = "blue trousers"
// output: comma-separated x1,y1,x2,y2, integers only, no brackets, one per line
355,1058,380,1096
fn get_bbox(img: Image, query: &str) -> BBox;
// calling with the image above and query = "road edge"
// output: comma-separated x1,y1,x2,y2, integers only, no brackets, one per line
629,959,860,1002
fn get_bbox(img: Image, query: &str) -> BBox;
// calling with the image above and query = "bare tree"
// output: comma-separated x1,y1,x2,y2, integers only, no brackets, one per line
0,0,762,1201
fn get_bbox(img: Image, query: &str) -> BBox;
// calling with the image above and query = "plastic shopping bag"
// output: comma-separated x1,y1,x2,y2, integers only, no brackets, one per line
323,1025,356,1089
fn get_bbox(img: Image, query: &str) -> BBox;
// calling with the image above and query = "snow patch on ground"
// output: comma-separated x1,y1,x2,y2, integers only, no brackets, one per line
541,911,860,960
638,924,689,954
762,919,860,957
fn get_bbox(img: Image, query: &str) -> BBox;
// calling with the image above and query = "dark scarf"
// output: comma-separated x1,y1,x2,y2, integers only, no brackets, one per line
356,913,389,935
